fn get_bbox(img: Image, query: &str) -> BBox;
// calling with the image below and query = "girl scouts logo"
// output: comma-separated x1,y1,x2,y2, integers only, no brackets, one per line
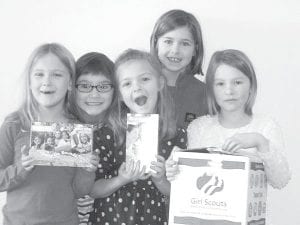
196,173,224,195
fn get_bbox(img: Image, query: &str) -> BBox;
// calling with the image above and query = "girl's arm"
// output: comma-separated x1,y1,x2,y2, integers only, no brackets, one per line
222,119,291,189
90,160,146,198
151,177,170,196
72,152,99,198
256,120,291,189
150,155,170,196
72,169,96,198
89,174,125,198
0,120,33,192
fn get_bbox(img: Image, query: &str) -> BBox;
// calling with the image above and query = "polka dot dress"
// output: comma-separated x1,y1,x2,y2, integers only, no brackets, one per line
89,127,187,225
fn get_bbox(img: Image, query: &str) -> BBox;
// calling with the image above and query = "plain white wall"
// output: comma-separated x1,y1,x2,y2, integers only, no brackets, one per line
0,0,299,224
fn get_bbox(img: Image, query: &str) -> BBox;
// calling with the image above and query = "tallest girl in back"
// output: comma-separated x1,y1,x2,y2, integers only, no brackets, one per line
150,9,208,128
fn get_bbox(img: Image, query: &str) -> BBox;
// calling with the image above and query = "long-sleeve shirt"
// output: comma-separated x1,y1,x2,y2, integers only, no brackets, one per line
168,73,208,129
187,114,291,189
0,112,95,225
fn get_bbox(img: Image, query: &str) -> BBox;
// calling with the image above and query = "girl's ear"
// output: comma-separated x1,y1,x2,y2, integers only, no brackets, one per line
159,76,165,91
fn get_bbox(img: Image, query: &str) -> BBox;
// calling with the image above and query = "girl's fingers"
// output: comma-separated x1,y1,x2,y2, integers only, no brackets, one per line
140,172,151,180
166,159,176,167
132,160,141,177
231,144,242,153
155,155,165,162
21,145,29,156
151,160,164,169
119,162,126,172
126,159,134,172
22,156,35,171
166,173,177,182
139,165,146,177
223,139,236,152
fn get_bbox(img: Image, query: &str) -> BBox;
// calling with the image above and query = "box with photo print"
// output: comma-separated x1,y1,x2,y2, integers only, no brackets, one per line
29,122,94,167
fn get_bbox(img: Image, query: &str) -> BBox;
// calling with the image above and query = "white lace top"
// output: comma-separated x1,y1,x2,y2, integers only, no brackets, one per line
187,114,291,189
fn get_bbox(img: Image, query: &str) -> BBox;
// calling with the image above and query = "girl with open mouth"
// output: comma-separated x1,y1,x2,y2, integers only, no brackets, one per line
88,49,187,225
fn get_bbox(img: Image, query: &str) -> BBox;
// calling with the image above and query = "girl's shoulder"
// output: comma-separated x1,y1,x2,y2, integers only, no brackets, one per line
189,74,206,88
251,114,279,129
95,124,114,134
179,72,206,87
194,73,206,83
188,115,217,130
2,111,23,129
0,111,24,140
94,125,115,141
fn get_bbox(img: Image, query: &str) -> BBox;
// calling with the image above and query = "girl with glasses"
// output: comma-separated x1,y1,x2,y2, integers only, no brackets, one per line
68,52,119,225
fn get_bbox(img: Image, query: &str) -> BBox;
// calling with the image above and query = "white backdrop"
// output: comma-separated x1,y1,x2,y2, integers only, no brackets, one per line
0,0,299,224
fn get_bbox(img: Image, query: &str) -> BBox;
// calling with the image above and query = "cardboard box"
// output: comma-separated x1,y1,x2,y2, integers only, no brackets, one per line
29,122,94,167
126,113,159,173
169,151,267,225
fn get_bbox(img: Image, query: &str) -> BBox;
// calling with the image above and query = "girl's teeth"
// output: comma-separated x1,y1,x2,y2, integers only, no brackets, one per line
86,102,103,106
168,57,181,62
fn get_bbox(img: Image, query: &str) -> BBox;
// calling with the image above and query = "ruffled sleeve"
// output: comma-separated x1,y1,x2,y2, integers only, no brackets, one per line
257,118,291,189
187,116,210,149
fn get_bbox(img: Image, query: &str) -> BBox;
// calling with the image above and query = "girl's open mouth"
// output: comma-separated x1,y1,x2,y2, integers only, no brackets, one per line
134,96,148,106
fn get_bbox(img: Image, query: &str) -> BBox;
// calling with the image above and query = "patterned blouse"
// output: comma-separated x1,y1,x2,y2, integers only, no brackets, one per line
89,126,187,225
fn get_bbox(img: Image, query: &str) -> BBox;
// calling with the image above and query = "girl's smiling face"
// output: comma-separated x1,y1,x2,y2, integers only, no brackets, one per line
30,53,71,109
116,59,164,114
213,64,251,114
75,73,114,116
157,26,195,73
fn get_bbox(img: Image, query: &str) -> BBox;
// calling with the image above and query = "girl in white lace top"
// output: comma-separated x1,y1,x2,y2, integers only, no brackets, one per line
167,49,291,189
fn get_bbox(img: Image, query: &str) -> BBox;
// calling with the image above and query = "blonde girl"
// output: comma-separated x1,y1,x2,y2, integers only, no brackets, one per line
166,49,291,189
0,43,98,225
89,49,187,225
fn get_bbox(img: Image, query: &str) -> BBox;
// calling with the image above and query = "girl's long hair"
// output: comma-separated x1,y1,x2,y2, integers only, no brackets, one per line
113,49,177,147
18,43,75,129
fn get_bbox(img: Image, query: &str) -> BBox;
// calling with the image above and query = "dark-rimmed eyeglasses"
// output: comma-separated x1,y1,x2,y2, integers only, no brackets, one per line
75,83,114,93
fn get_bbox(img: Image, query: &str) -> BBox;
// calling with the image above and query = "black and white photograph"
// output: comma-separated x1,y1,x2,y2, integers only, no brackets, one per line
0,0,299,224
30,121,94,167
